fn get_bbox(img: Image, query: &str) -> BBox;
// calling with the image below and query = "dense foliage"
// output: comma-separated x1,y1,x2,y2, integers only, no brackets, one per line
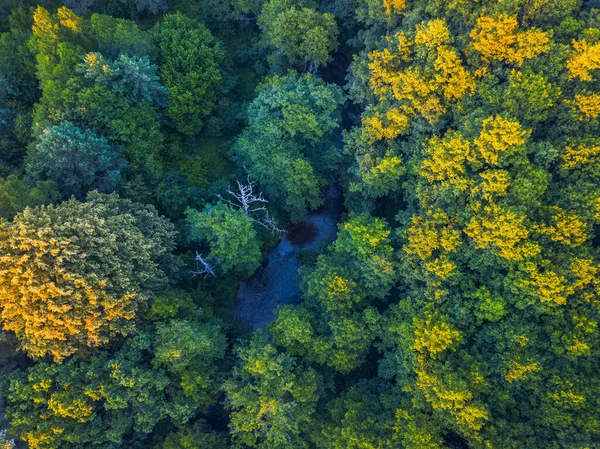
1,0,600,448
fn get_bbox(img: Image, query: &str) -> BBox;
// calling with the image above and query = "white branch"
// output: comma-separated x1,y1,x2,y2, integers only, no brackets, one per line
192,252,216,278
217,178,284,235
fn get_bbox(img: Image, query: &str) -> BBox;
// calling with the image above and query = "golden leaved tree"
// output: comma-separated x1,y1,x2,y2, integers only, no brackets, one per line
0,192,175,361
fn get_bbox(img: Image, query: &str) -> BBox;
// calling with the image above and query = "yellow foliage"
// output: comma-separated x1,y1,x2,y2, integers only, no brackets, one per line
362,107,409,140
383,0,406,15
367,20,474,129
425,256,457,280
420,132,473,191
464,204,539,261
470,14,552,66
56,6,81,32
567,38,600,81
47,396,93,422
404,210,462,277
415,19,451,49
414,366,488,434
561,143,600,170
0,214,145,362
413,314,462,357
566,339,590,356
327,275,358,306
517,262,568,305
32,7,59,42
505,358,541,382
570,258,599,292
473,116,527,166
549,380,586,407
534,207,588,247
361,151,403,187
476,170,511,202
572,92,600,119
434,46,476,102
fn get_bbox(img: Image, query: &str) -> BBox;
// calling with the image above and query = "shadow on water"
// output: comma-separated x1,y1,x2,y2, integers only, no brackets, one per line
234,185,344,330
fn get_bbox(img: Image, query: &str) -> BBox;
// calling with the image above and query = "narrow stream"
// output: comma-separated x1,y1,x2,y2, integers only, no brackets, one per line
234,185,344,329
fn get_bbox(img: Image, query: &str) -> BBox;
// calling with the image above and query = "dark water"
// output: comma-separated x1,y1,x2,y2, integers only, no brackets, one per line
234,186,343,329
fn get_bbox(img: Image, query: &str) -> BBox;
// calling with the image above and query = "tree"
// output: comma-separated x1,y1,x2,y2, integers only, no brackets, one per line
158,422,228,449
232,73,345,220
217,179,283,233
77,53,168,106
271,213,395,372
0,192,176,361
152,13,224,135
3,321,226,449
225,331,322,449
258,0,339,72
87,13,152,59
314,379,398,449
186,202,262,277
26,121,126,199
0,175,59,220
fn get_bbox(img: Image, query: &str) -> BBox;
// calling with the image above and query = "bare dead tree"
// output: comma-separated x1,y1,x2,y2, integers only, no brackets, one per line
192,252,216,278
218,179,284,234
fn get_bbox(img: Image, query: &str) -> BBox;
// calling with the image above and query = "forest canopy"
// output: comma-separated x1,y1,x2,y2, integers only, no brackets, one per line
1,0,600,448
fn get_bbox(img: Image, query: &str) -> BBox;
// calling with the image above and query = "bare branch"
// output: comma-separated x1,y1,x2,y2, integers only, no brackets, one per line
218,178,285,235
192,252,216,278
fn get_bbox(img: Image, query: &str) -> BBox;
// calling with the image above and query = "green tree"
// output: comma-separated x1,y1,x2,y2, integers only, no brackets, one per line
3,321,225,449
152,13,225,135
77,52,168,106
0,174,59,220
158,422,228,449
0,192,176,361
26,121,125,199
271,213,395,372
232,73,345,220
225,331,322,449
186,202,261,276
258,0,339,72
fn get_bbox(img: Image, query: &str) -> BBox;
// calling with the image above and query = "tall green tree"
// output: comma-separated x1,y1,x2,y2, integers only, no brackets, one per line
232,73,344,220
152,13,225,135
271,213,395,373
186,202,261,277
225,331,322,449
258,0,339,72
26,121,125,199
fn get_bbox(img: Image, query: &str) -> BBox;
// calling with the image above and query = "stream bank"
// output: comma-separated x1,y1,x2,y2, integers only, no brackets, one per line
234,185,343,329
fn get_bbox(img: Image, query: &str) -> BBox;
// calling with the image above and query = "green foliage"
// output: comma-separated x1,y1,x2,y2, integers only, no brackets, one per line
145,290,198,321
258,0,339,72
87,13,152,59
3,2,600,449
232,73,345,220
158,423,228,449
75,84,164,166
314,379,398,449
77,53,168,106
4,321,225,449
26,121,125,199
186,202,261,276
272,213,395,372
0,174,59,220
152,13,225,135
225,331,322,449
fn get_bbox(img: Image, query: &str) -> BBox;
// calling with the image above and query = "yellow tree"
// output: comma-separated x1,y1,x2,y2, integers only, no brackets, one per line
0,192,175,361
